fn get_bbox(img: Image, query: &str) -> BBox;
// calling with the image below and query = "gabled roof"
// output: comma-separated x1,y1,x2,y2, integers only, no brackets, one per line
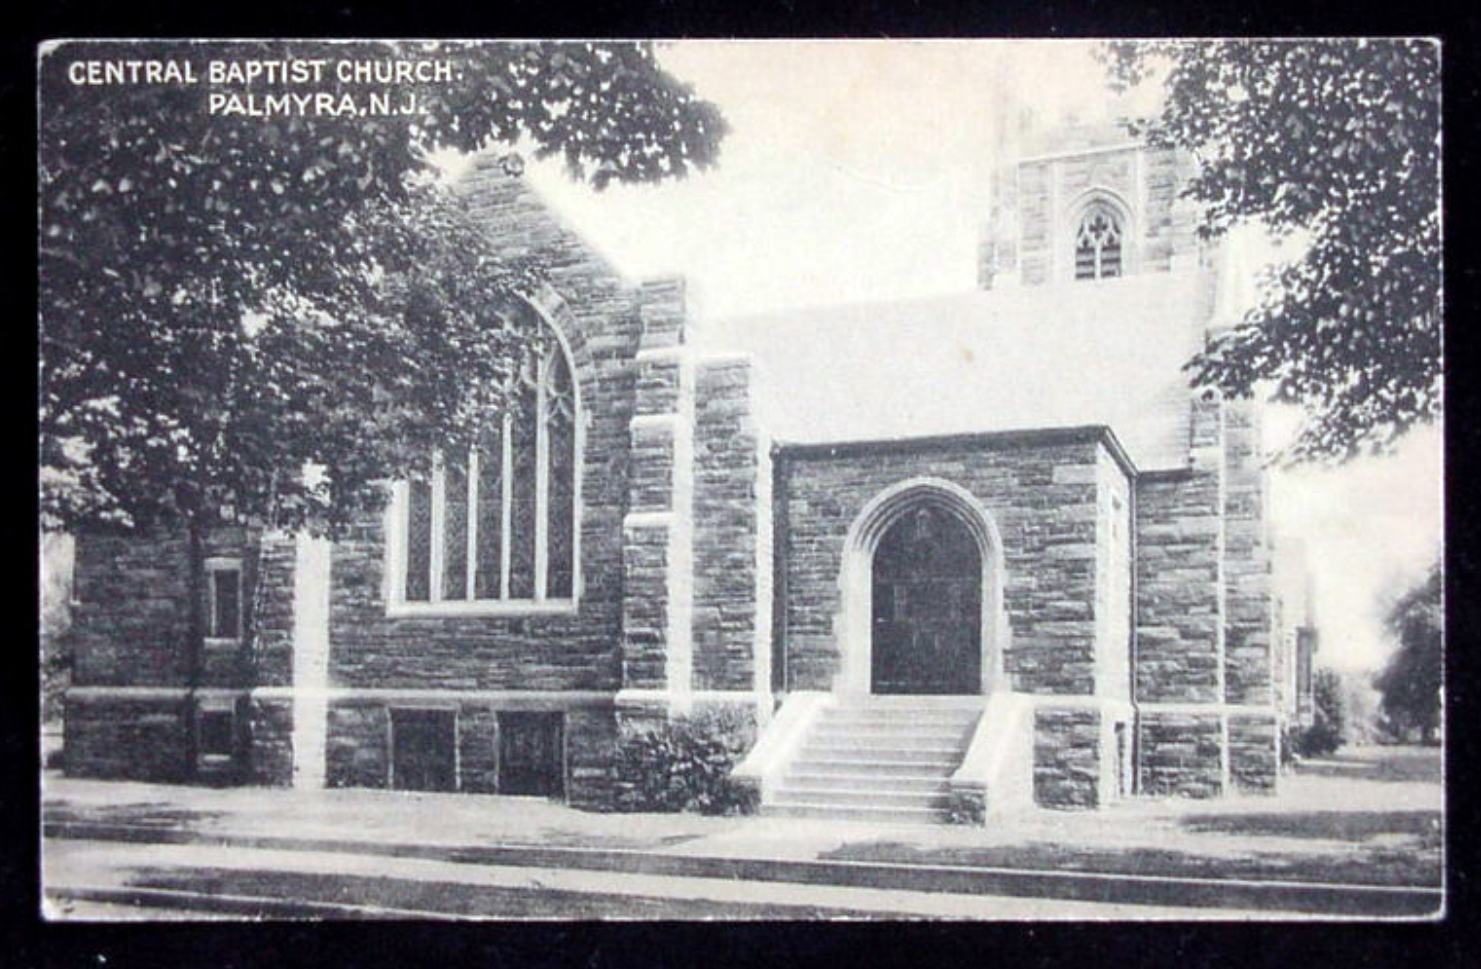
697,269,1213,472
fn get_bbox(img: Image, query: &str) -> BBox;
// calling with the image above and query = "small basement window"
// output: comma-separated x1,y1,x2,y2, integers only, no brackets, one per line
390,708,458,792
498,712,565,798
198,708,236,759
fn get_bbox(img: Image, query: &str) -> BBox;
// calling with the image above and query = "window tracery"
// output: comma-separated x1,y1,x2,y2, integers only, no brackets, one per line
393,313,577,612
1074,203,1124,280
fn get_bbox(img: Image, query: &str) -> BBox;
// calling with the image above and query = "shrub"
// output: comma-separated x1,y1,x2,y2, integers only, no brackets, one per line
1292,719,1344,758
611,707,760,816
945,788,986,826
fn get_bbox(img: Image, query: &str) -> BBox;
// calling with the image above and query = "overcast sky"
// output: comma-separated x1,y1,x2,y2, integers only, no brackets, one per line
504,39,1441,674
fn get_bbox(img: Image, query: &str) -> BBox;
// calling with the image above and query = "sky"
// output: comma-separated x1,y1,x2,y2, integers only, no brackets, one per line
500,39,1443,674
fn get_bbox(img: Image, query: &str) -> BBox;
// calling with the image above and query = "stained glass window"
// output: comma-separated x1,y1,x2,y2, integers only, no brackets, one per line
397,311,578,608
1074,204,1124,280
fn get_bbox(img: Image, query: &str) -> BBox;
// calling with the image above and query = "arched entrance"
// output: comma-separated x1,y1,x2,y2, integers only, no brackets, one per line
871,505,981,694
836,478,1006,698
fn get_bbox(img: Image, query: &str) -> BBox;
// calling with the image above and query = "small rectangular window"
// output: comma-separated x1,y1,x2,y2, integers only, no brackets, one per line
498,712,564,798
199,709,235,758
206,561,242,640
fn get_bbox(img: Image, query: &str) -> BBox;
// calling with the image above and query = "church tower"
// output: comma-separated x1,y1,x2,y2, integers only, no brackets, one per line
978,121,1206,292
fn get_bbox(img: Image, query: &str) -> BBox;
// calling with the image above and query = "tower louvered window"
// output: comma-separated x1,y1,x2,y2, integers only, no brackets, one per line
1074,205,1124,280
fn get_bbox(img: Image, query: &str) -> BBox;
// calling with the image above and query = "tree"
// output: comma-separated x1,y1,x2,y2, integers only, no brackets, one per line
39,40,726,771
41,40,726,533
1101,41,1440,464
1288,667,1346,758
1375,565,1443,744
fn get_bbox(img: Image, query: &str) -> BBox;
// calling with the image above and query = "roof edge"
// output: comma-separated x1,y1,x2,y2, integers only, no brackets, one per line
775,424,1140,478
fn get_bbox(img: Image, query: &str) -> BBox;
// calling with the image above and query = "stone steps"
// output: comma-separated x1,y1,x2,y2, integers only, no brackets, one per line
762,701,982,824
783,772,952,793
785,757,959,776
763,802,948,824
769,785,954,809
810,726,975,745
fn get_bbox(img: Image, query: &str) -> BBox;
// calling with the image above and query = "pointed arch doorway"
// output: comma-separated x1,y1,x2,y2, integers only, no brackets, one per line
871,505,981,694
837,478,1006,698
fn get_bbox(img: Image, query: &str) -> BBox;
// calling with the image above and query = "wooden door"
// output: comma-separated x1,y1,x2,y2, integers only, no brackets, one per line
871,505,982,695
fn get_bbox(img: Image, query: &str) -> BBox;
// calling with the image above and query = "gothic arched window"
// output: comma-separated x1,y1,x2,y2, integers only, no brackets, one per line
392,313,578,613
1074,203,1124,280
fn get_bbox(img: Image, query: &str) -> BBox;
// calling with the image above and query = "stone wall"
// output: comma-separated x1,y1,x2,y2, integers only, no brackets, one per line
1222,399,1275,706
1131,393,1280,796
66,524,257,780
1228,712,1279,793
621,521,671,688
328,520,622,692
1132,394,1227,797
619,279,688,694
70,526,256,688
565,707,619,808
1221,400,1279,790
692,356,765,692
778,430,1120,696
1033,707,1102,808
251,534,297,688
457,706,499,794
1133,395,1225,705
1095,448,1133,700
1138,710,1224,798
325,703,391,789
63,692,192,782
247,696,294,786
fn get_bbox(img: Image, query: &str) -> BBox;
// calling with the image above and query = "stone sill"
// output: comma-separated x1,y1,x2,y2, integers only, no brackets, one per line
384,599,579,620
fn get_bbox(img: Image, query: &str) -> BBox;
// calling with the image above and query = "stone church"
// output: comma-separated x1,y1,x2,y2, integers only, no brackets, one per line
62,124,1315,820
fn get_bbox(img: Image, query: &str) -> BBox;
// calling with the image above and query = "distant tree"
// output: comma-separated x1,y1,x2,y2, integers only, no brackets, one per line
1102,40,1440,464
1336,671,1384,745
40,533,75,726
1293,667,1346,758
1375,565,1443,744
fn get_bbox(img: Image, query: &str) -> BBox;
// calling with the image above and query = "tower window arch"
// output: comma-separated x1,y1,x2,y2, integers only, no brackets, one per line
389,306,579,615
1074,201,1124,280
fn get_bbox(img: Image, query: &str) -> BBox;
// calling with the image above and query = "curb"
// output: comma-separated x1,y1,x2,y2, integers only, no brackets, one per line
44,820,1443,918
45,885,439,920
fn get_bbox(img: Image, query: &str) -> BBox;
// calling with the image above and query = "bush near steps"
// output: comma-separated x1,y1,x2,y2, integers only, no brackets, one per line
609,708,760,816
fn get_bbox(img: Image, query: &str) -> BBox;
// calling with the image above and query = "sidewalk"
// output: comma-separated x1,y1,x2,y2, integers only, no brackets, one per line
46,839,1297,920
41,748,1444,919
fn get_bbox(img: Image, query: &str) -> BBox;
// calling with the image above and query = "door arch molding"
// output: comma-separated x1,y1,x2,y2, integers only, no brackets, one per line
835,477,1008,697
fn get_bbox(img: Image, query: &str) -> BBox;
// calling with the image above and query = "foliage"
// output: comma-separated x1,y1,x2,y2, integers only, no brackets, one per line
1101,40,1440,464
1291,668,1347,758
611,708,759,816
39,40,726,535
40,533,75,725
1313,668,1347,742
945,788,986,826
1375,564,1443,744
